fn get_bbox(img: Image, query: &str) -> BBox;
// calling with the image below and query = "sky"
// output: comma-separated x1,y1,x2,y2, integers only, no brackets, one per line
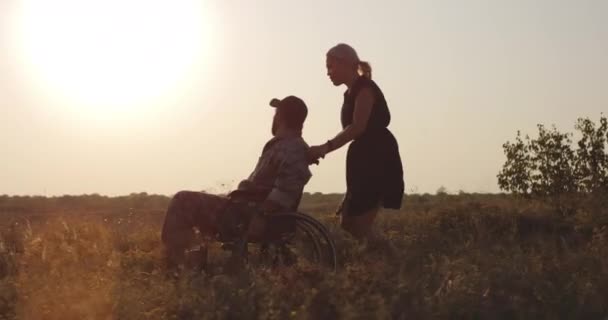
1,0,607,196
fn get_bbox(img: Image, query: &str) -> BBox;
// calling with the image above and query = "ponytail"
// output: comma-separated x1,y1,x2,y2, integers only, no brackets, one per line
357,61,372,79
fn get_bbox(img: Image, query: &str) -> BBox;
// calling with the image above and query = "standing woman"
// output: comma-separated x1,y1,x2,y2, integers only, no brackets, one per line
309,43,404,240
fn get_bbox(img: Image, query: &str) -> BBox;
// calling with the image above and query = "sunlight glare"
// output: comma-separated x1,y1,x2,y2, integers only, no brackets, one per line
15,0,211,119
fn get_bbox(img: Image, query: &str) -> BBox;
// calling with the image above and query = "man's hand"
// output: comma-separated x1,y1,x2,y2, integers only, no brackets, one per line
246,199,282,240
260,198,283,215
307,144,329,165
247,213,266,240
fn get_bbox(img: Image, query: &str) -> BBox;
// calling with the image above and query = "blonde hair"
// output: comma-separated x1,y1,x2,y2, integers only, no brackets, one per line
327,43,373,79
357,61,372,79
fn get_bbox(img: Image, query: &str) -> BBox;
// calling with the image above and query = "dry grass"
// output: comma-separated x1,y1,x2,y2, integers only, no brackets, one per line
0,193,607,319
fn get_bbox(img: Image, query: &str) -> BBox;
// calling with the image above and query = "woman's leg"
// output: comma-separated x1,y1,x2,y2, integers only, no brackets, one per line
340,206,380,240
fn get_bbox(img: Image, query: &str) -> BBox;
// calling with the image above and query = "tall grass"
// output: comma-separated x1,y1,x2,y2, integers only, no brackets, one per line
0,193,607,319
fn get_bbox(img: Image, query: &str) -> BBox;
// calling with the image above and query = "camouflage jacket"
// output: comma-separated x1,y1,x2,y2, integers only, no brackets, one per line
236,135,312,210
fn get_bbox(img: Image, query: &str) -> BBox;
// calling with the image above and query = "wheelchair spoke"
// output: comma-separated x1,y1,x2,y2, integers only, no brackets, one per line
296,220,322,262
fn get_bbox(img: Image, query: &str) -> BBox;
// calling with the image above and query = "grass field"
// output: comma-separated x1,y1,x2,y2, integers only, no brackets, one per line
0,192,607,319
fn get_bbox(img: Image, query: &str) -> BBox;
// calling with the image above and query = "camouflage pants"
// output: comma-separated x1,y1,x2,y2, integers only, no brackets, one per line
161,191,253,267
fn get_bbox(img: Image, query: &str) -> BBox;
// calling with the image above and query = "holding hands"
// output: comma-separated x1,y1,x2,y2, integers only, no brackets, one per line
307,140,333,165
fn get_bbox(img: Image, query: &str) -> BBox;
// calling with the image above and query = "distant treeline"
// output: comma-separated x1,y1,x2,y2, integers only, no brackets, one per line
0,192,508,216
0,193,170,215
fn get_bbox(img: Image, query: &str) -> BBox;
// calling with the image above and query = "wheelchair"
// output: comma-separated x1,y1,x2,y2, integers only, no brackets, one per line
187,190,337,273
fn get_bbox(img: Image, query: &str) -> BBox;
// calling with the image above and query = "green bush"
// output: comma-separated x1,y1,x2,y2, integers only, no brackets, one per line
498,115,607,214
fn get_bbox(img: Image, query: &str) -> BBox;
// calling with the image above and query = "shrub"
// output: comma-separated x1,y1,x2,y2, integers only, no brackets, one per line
498,115,607,214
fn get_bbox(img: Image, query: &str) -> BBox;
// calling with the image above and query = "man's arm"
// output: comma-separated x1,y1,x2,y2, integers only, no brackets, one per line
263,144,311,213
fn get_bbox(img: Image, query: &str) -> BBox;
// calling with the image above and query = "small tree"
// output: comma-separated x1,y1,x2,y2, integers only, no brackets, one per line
436,186,448,196
498,125,577,197
574,116,608,194
528,124,577,197
497,131,533,196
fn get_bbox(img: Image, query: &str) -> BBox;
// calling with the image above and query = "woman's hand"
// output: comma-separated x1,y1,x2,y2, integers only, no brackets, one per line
308,144,329,164
307,87,374,166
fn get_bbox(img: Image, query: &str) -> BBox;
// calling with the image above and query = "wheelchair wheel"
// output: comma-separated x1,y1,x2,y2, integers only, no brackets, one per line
192,211,337,274
250,212,337,272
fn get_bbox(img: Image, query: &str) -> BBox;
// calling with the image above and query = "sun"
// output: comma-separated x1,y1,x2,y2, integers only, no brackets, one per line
14,0,211,117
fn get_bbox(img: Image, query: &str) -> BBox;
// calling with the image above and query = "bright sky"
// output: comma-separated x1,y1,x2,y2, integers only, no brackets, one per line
1,0,607,196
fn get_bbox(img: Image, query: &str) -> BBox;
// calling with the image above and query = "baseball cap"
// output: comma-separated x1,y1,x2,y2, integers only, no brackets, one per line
269,95,308,127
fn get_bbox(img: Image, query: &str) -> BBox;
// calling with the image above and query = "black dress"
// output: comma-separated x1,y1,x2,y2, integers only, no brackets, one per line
339,76,404,216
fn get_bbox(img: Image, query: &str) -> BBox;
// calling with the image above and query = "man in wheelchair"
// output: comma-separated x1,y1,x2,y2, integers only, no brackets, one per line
161,96,312,269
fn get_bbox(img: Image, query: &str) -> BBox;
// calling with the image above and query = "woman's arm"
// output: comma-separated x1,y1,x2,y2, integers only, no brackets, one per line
328,87,374,151
308,87,375,160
